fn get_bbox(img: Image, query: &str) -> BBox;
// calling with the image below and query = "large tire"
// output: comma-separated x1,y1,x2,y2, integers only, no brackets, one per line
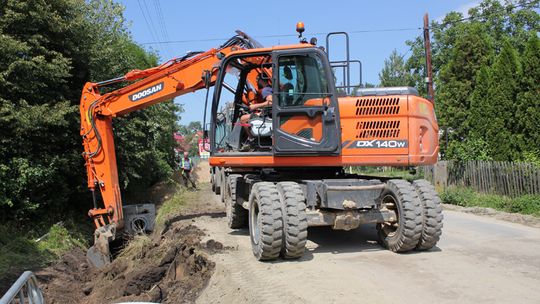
226,174,248,229
377,179,423,252
219,169,227,203
249,182,283,261
211,171,216,193
412,179,443,250
277,182,308,259
214,168,221,195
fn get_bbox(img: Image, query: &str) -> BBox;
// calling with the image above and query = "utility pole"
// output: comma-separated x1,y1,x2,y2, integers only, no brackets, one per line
423,13,435,104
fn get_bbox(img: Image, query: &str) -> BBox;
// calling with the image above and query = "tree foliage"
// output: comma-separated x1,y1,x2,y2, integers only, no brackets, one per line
0,0,180,225
401,0,539,161
378,49,413,87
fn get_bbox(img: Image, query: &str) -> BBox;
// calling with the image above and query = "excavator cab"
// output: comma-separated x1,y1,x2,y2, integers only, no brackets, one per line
210,47,341,156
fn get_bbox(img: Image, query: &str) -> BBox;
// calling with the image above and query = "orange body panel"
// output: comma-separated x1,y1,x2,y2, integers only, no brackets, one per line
212,94,439,167
279,115,323,142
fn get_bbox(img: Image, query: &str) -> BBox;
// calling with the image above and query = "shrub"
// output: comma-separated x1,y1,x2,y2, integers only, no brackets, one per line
508,195,540,216
440,187,540,217
440,187,476,207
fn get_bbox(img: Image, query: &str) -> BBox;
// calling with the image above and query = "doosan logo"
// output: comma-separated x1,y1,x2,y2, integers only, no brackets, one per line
129,82,164,102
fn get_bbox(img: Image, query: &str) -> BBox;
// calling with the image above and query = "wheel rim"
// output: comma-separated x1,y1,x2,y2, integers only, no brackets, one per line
380,194,399,237
250,200,260,244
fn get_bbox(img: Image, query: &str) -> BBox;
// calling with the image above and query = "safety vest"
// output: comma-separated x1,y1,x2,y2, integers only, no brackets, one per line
181,158,192,171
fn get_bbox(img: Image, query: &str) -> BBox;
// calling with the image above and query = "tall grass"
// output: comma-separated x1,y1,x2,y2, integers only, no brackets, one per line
440,186,540,216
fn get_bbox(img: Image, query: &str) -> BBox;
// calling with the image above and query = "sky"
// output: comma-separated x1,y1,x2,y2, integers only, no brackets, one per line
117,0,479,124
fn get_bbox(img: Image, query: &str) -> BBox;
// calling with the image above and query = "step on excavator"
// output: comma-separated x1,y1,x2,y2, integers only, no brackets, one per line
80,24,443,267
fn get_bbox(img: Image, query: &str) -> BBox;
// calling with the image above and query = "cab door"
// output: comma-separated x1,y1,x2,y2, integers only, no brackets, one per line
272,49,341,155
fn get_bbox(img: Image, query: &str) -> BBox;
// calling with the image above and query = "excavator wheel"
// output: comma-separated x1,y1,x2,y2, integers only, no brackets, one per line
220,169,227,203
277,182,308,259
248,182,283,261
214,168,222,195
376,179,423,252
412,179,443,250
226,174,248,228
211,172,216,193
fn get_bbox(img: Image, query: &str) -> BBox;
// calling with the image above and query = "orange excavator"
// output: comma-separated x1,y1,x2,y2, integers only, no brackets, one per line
80,25,442,267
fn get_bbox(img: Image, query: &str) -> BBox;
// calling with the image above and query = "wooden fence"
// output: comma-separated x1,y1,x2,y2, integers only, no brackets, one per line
420,160,540,198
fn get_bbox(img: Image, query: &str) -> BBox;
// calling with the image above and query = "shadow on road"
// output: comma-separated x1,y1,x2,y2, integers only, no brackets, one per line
306,224,383,256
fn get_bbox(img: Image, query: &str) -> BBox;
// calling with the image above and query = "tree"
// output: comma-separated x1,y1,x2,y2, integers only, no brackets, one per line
379,50,413,87
403,0,539,161
178,121,203,157
0,0,180,225
0,0,89,222
482,40,521,161
516,35,540,162
436,22,494,145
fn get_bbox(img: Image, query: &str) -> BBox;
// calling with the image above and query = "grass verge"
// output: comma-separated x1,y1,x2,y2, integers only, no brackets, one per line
155,185,196,228
0,223,87,293
440,186,540,217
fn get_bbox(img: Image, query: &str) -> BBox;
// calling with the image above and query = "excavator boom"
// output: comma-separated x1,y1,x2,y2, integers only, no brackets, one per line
80,33,261,266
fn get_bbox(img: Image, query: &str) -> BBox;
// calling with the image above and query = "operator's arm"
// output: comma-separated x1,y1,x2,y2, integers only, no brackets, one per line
249,87,272,110
249,98,272,110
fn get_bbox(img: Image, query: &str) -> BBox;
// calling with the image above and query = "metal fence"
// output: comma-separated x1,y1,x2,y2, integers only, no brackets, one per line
420,160,540,198
0,271,44,304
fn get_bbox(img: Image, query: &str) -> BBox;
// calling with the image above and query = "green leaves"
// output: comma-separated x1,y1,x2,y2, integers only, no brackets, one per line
0,0,179,225
378,49,414,87
402,0,539,161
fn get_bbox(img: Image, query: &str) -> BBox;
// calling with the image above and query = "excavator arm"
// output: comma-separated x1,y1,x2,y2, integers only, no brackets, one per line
79,33,260,266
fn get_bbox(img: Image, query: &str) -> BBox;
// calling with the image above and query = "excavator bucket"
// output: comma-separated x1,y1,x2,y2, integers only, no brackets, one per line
86,224,116,269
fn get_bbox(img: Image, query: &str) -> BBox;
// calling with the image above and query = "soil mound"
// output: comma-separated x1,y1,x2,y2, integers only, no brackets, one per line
37,224,222,303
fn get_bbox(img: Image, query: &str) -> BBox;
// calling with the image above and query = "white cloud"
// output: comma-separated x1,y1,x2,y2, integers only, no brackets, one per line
435,0,480,22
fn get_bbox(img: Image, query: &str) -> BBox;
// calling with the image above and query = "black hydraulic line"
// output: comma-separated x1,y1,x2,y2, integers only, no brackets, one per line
91,189,98,209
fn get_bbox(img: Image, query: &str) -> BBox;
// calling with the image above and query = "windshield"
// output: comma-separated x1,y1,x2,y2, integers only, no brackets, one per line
277,54,330,107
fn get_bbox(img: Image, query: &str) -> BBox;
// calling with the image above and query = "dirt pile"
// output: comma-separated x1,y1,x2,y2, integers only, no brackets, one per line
37,224,224,303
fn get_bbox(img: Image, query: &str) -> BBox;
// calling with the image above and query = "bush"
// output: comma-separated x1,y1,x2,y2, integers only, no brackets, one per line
508,195,540,216
440,187,540,216
440,187,476,207
37,223,87,258
0,223,86,293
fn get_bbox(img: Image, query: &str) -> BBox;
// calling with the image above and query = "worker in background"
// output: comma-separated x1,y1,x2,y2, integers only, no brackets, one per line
180,152,197,189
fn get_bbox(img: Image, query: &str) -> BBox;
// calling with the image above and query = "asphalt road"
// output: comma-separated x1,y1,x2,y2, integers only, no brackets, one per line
194,186,540,304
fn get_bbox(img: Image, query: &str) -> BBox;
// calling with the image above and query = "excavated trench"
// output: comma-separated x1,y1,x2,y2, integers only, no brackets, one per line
36,223,225,304
35,164,223,303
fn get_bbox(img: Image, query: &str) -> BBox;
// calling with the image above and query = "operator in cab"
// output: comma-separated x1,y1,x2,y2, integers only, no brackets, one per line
240,74,273,124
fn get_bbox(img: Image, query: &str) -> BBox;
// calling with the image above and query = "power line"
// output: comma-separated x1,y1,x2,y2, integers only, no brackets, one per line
149,0,171,57
137,0,537,46
140,27,422,45
136,0,164,54
153,0,169,40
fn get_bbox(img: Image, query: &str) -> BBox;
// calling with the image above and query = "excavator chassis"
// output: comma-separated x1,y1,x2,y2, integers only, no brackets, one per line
213,167,443,260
